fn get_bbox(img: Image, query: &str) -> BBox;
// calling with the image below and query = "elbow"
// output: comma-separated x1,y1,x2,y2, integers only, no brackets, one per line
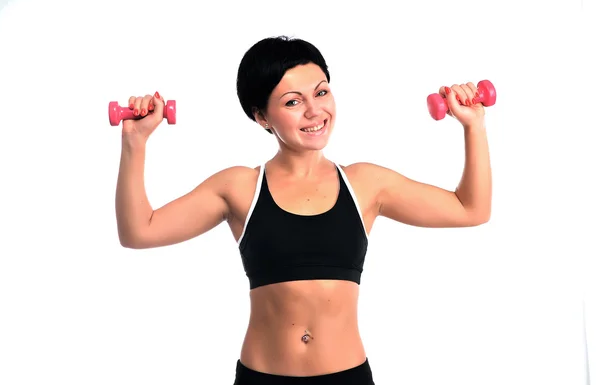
119,238,141,249
469,211,491,226
461,205,490,227
119,235,139,249
455,193,491,227
118,230,147,249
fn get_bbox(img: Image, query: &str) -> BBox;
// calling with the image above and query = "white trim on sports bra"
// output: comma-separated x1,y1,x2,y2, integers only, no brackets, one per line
237,164,265,246
335,163,369,240
237,162,369,245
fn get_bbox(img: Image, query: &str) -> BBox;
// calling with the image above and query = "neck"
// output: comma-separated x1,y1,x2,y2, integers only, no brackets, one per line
269,149,331,178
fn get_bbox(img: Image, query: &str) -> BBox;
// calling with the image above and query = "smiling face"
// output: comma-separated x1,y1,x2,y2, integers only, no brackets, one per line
256,63,336,152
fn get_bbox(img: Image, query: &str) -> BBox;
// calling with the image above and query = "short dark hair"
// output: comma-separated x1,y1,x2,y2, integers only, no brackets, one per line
236,35,331,134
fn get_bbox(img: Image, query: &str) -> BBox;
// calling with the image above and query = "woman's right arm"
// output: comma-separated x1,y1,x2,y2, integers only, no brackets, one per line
115,92,230,249
115,141,230,249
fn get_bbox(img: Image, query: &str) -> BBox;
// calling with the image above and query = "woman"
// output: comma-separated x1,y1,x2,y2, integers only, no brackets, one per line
115,35,492,385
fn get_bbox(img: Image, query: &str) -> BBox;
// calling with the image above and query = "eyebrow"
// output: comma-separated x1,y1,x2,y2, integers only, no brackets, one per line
279,80,328,99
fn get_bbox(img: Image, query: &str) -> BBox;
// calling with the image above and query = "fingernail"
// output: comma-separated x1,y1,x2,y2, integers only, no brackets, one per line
155,91,160,98
475,91,480,98
141,109,147,116
472,98,476,104
133,109,139,116
129,103,134,109
445,87,451,94
456,95,461,102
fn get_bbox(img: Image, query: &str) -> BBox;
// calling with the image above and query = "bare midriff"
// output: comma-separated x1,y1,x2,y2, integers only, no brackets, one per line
239,279,366,376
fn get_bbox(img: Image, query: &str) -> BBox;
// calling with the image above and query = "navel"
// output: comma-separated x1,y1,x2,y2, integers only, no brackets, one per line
301,329,314,344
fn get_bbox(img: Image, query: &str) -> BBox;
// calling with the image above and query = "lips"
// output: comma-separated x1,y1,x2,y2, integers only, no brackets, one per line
300,119,327,132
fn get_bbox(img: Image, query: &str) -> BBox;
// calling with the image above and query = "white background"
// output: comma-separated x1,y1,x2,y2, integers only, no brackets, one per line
1,0,598,384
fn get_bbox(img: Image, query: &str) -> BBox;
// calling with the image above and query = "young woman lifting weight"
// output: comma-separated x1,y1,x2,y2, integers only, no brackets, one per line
115,35,492,385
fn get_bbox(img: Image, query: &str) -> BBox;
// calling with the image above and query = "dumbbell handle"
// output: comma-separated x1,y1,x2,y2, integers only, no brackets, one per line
427,80,496,121
108,100,176,126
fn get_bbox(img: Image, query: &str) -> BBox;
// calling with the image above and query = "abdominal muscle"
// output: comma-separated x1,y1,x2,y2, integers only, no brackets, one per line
239,279,366,376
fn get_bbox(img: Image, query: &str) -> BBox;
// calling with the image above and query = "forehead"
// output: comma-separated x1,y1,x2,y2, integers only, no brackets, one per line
273,63,328,95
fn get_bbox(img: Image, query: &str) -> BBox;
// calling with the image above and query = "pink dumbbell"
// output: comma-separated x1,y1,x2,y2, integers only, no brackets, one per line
427,80,496,121
108,100,176,126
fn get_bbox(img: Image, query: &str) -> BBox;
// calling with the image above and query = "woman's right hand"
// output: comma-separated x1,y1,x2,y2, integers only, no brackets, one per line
122,91,165,141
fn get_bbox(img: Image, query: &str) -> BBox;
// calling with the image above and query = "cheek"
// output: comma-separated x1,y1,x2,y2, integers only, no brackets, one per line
325,99,336,118
324,96,336,110
274,111,303,131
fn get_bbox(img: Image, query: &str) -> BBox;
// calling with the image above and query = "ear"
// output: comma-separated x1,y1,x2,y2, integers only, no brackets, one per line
252,107,271,131
252,107,265,124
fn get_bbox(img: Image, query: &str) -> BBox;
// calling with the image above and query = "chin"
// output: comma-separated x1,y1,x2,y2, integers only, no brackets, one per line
303,141,329,152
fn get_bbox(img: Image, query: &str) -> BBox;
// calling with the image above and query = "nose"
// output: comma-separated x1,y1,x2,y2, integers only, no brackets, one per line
304,98,321,119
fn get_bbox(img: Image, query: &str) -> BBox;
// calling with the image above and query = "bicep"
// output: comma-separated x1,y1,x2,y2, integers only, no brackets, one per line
376,169,472,228
132,174,230,249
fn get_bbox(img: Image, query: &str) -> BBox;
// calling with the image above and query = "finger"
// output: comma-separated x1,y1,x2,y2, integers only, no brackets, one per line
466,82,477,95
466,82,479,104
133,96,143,116
140,94,153,117
440,86,453,113
452,84,468,106
460,84,475,106
444,85,461,113
150,91,164,122
128,96,136,109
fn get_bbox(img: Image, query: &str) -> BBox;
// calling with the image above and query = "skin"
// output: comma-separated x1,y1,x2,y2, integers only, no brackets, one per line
115,63,491,376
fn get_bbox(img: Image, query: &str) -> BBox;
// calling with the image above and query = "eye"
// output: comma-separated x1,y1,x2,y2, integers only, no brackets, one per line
317,90,328,97
285,100,299,107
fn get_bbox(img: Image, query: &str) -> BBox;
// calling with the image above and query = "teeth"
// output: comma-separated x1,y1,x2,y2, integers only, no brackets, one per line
302,122,325,132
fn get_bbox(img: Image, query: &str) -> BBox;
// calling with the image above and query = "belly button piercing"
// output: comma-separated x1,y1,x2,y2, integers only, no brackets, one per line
301,329,314,343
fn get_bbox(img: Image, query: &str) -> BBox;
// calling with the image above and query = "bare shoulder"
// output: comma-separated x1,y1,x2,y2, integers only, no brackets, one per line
202,165,259,193
212,164,259,178
339,162,389,186
339,162,381,173
336,162,389,217
186,164,260,210
211,164,259,182
210,165,262,222
338,161,413,210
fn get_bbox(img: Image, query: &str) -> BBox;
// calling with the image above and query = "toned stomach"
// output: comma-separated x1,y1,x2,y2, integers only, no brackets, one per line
239,279,366,376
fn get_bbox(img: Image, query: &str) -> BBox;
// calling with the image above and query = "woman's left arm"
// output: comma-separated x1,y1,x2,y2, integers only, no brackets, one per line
355,82,492,228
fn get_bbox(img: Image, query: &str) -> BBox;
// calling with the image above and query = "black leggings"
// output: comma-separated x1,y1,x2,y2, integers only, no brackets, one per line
233,358,375,385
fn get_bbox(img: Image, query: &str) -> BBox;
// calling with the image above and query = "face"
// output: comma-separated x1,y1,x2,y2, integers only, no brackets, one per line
257,63,336,152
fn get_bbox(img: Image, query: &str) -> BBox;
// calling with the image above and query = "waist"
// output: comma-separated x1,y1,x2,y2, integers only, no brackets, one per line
240,279,365,376
240,322,366,376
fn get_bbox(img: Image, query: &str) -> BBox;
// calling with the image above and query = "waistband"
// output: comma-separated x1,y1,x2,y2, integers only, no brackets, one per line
233,358,374,385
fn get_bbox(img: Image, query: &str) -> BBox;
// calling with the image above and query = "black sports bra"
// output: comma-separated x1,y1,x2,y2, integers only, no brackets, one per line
237,163,369,289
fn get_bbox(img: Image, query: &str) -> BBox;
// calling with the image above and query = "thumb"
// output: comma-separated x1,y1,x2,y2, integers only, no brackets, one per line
151,91,165,124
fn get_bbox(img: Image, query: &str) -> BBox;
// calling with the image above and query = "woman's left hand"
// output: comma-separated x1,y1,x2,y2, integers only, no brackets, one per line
440,82,486,128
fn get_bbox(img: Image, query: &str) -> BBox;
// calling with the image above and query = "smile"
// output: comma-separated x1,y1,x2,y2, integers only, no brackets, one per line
300,119,327,133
